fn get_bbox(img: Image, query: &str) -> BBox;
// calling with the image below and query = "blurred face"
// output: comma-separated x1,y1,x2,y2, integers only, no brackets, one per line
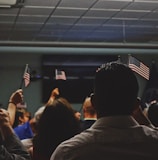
23,115,30,123
25,111,31,120
19,113,30,124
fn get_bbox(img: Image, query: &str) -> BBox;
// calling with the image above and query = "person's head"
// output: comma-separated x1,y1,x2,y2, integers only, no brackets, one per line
91,62,139,117
82,97,97,118
13,107,30,128
147,102,158,127
33,97,80,157
38,97,80,136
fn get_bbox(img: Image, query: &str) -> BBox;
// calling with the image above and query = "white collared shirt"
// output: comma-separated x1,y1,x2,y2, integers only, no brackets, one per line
51,116,158,160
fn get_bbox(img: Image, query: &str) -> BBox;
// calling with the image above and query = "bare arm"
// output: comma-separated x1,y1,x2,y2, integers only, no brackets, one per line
45,88,59,106
7,89,23,126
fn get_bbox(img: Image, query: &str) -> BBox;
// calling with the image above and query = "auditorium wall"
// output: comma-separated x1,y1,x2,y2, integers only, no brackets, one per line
0,47,155,114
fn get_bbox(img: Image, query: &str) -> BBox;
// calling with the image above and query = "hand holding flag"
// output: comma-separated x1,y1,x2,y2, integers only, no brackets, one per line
20,64,30,89
23,64,30,87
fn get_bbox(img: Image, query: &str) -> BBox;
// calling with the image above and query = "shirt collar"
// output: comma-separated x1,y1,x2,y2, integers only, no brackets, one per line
91,115,139,129
84,118,97,121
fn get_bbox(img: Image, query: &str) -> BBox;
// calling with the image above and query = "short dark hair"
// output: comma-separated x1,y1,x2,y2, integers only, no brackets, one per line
148,103,158,127
94,62,139,116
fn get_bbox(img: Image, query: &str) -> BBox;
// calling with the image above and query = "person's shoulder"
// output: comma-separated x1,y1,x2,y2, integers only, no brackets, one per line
140,124,158,141
51,131,93,160
63,131,90,145
56,130,93,151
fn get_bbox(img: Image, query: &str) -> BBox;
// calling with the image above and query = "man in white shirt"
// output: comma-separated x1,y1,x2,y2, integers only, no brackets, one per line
50,62,158,160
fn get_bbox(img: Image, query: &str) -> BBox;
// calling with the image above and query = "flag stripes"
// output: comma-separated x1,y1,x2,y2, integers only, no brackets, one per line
23,64,30,87
55,69,66,80
128,56,150,80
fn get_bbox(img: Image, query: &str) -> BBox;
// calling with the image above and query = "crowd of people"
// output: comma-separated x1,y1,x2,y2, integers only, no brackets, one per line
1,61,158,160
0,89,31,160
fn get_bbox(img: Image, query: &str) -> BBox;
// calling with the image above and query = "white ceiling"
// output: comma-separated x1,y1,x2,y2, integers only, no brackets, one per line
0,0,158,47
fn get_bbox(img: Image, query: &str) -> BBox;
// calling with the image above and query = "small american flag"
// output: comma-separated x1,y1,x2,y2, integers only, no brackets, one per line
55,69,66,80
128,55,150,80
23,64,30,87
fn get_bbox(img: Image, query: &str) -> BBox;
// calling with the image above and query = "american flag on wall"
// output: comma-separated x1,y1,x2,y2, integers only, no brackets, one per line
55,69,66,80
128,55,150,80
23,64,30,87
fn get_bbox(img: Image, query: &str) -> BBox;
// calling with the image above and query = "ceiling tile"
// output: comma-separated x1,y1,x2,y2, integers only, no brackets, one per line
58,0,96,8
14,23,42,30
126,1,158,11
93,1,131,9
53,8,85,17
0,15,16,22
44,23,71,30
24,0,59,6
48,17,77,24
0,8,19,14
115,10,148,19
0,0,158,45
142,12,158,20
17,16,47,23
77,17,106,25
71,24,97,30
20,8,52,15
85,10,118,18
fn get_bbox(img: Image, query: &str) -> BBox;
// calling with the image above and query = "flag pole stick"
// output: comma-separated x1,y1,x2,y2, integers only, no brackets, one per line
19,78,24,89
19,64,28,89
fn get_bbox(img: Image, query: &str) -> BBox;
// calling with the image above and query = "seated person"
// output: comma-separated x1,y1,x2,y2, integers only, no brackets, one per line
50,62,158,160
0,89,31,160
13,107,33,140
32,95,80,160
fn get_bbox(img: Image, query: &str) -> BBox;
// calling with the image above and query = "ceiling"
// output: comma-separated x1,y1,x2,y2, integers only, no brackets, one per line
0,0,158,48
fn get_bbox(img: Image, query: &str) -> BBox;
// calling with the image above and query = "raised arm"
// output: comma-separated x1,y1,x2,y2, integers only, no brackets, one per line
7,89,23,126
45,88,59,106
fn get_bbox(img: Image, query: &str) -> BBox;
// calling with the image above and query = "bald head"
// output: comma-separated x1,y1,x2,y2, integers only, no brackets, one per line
83,97,97,118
